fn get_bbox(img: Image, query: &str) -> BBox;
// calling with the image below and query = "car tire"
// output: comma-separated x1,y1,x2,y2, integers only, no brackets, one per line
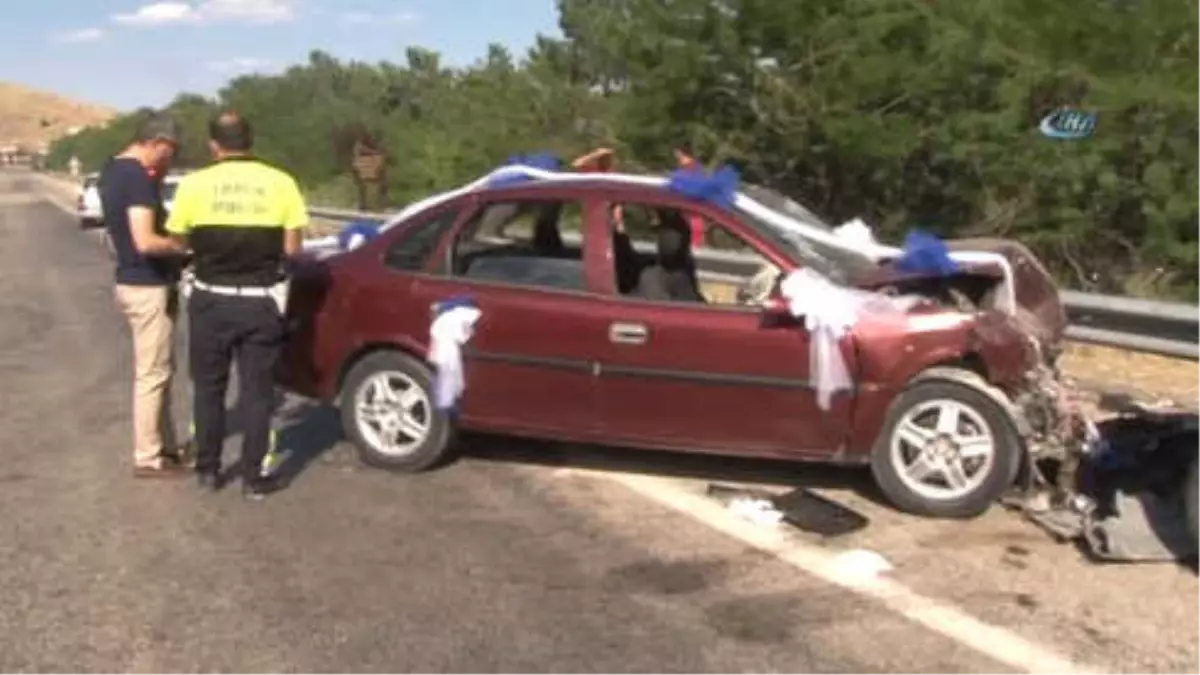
339,350,454,472
870,377,1023,519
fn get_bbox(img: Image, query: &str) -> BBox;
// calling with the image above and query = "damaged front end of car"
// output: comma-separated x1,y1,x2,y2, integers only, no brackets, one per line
886,239,1198,562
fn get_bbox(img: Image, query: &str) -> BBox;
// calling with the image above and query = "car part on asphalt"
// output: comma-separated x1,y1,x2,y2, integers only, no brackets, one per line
705,484,870,537
771,487,870,537
1005,396,1199,563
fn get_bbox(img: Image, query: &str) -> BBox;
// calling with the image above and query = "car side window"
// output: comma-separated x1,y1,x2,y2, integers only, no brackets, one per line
607,202,781,308
383,207,461,273
450,198,587,292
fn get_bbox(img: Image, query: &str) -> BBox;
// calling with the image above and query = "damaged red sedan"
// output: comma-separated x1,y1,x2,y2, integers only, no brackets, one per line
279,168,1083,519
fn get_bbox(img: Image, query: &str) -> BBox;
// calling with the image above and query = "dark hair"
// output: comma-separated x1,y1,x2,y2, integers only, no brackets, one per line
133,111,181,145
208,110,253,152
675,140,694,156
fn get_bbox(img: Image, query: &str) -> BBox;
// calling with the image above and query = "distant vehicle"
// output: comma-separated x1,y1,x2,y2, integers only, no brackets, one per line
77,170,183,229
279,167,1080,520
160,172,181,212
77,172,101,229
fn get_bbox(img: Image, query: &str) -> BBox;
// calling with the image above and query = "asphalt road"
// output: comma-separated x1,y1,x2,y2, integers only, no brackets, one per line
2,170,1196,673
0,171,990,672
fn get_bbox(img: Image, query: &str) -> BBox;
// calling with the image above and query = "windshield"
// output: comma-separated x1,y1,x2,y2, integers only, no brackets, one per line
736,185,878,283
740,184,834,232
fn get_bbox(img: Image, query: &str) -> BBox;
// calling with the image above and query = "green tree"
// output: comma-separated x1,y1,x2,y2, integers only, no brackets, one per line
48,0,1198,299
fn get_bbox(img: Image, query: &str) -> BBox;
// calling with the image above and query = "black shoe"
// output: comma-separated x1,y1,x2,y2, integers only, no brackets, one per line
242,477,276,502
196,471,221,493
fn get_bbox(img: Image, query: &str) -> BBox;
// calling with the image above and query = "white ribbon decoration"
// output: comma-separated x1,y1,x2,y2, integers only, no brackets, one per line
780,268,923,410
428,305,482,411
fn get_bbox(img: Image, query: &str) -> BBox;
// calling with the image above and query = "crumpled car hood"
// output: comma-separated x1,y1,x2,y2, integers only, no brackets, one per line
850,237,1068,352
947,237,1068,347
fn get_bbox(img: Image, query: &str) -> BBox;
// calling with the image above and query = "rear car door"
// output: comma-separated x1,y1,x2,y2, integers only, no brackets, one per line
589,194,857,458
401,189,613,438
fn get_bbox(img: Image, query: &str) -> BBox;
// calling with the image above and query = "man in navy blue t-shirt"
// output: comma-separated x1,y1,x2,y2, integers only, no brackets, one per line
100,113,191,478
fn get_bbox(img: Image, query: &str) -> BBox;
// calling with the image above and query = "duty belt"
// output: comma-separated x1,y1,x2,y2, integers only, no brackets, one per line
191,279,274,297
181,270,291,315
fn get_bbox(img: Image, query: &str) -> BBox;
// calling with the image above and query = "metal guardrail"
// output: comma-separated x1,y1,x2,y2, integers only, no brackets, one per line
309,206,1199,361
1059,291,1198,360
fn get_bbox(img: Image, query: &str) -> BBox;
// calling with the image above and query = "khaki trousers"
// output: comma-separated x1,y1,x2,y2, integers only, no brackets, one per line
115,284,179,467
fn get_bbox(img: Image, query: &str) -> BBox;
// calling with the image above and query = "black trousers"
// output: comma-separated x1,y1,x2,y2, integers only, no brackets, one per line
188,288,285,480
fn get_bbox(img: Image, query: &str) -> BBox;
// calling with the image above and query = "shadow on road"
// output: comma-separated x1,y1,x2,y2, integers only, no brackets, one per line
256,399,887,508
457,432,888,507
272,400,344,485
213,397,344,487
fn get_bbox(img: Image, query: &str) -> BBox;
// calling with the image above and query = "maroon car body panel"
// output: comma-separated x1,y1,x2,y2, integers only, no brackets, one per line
279,180,1052,464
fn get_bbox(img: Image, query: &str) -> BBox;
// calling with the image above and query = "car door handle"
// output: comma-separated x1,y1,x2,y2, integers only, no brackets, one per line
608,321,648,345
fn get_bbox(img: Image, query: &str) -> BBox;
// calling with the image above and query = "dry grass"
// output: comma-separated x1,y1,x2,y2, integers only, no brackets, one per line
1061,343,1198,407
0,81,116,150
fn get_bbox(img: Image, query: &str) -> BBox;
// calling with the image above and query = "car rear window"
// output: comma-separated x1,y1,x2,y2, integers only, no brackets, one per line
383,206,461,273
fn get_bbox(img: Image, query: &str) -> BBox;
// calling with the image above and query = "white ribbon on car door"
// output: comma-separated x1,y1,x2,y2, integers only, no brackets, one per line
428,303,482,411
267,278,291,316
779,268,919,411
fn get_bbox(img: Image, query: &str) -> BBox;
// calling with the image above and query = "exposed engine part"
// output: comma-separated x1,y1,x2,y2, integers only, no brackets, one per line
877,278,984,314
1006,403,1200,563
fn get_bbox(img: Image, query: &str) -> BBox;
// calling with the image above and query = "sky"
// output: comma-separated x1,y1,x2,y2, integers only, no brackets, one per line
1,0,562,110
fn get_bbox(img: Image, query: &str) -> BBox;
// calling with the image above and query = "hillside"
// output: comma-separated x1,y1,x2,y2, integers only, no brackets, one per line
0,81,117,151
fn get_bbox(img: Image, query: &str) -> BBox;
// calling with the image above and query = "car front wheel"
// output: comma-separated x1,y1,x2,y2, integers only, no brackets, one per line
339,350,454,472
870,378,1022,519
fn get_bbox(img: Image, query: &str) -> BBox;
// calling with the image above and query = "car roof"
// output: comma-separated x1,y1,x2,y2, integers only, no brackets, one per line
476,177,670,200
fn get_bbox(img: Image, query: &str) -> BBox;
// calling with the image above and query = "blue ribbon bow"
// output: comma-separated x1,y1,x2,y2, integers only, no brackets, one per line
895,229,961,277
665,164,740,210
432,294,478,316
488,152,563,188
337,219,382,251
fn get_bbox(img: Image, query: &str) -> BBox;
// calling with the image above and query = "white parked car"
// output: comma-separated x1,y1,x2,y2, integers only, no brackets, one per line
76,170,183,229
77,172,102,229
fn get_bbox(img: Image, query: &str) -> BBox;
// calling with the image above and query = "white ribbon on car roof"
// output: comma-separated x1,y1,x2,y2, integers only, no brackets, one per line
307,165,1019,316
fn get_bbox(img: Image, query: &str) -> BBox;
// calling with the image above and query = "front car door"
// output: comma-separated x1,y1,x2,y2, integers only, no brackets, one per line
589,188,858,460
401,186,614,440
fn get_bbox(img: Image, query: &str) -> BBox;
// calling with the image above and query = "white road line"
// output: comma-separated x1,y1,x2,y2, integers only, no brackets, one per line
588,470,1105,675
44,195,77,216
25,177,78,216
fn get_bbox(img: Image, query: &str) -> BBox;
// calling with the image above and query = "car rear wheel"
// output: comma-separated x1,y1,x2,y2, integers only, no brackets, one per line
870,378,1022,519
339,351,454,472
